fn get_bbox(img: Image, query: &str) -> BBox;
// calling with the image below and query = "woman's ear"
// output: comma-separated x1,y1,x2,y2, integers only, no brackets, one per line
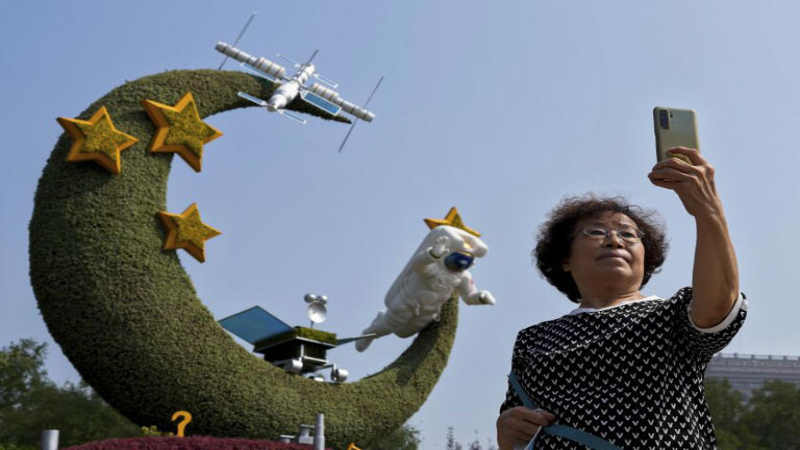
562,260,570,272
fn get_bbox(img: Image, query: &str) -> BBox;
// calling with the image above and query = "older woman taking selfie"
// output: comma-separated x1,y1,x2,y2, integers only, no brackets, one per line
497,147,746,449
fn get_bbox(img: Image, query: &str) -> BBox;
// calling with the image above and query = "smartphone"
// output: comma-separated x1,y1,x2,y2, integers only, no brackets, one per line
653,107,699,164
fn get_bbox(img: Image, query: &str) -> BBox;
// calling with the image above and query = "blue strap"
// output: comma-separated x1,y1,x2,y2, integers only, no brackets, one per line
508,371,621,450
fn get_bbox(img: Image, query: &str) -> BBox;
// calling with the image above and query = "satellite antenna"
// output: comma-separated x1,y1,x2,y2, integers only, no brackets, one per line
304,293,328,328
278,53,339,88
300,50,320,71
218,12,257,70
338,74,385,153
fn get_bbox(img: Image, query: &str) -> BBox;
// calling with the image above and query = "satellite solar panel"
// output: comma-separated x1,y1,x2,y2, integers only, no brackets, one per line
237,92,268,107
218,306,294,344
301,91,342,116
241,63,279,84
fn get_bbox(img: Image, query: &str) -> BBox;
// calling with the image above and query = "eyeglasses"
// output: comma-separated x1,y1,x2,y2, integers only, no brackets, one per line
580,227,645,243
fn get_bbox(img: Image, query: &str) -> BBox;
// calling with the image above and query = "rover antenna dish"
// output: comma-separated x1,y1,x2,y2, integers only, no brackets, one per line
307,302,328,325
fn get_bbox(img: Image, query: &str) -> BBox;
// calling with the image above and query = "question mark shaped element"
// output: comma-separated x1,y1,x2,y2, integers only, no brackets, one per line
171,411,192,437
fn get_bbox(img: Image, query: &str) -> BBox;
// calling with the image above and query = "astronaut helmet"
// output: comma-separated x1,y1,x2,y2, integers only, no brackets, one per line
444,252,475,272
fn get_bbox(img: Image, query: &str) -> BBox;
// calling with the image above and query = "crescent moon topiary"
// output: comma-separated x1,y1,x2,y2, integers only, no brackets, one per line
29,69,458,449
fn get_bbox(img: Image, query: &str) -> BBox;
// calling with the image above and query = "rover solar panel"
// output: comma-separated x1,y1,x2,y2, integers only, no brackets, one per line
218,306,294,344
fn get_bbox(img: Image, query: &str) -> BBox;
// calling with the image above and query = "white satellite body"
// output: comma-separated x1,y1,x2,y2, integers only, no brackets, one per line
215,42,377,124
355,225,496,352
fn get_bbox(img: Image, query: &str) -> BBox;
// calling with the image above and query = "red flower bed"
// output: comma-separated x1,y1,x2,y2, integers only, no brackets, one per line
65,436,330,450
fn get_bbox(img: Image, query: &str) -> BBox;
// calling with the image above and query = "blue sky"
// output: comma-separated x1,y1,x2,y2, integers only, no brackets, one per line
2,1,799,448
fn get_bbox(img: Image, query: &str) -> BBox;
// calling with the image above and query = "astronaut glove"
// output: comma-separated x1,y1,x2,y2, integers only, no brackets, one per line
478,291,496,305
430,236,450,259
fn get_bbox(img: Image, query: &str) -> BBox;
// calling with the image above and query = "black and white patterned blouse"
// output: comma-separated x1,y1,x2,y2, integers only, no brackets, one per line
500,287,747,449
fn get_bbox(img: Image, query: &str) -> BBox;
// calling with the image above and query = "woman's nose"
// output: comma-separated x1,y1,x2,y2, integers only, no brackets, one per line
603,232,625,246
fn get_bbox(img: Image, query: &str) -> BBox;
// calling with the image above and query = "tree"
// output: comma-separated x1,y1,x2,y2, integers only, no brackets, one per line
0,339,49,411
0,339,140,448
740,380,800,450
468,431,498,450
369,423,421,450
704,378,747,449
704,378,800,449
445,427,497,450
446,427,463,450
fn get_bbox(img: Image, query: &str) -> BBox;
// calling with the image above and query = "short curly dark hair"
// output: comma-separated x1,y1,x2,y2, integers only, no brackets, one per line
533,195,668,303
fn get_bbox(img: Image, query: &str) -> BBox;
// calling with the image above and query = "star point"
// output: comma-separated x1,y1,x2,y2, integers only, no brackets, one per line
56,106,138,174
142,92,222,172
158,203,222,262
423,206,481,237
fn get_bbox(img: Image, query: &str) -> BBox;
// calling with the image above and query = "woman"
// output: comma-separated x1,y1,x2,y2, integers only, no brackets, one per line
496,147,746,449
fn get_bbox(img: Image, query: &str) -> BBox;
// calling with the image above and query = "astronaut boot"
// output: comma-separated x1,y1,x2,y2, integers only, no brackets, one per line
355,334,375,352
355,311,388,352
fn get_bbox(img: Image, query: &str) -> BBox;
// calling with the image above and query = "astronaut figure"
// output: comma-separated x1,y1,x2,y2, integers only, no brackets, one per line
355,225,496,352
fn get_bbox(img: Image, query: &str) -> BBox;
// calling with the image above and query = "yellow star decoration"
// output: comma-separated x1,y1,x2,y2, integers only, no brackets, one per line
423,206,482,237
142,92,222,172
56,107,138,174
158,203,222,263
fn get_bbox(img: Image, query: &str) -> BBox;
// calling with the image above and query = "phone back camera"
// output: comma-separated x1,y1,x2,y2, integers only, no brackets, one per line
658,110,670,129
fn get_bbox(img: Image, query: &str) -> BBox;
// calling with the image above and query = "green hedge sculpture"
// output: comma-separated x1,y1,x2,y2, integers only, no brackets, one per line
29,69,458,449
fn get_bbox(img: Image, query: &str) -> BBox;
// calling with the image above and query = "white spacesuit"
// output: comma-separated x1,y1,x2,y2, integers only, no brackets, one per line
355,225,496,352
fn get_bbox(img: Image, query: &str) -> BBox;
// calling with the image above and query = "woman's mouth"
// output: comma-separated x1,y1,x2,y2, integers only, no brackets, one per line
598,252,628,261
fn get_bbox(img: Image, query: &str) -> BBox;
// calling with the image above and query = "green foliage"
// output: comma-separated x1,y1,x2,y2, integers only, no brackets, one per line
705,379,745,435
368,423,420,450
140,426,174,437
254,327,338,361
67,436,328,450
0,443,36,450
29,70,457,449
705,378,800,449
446,427,463,450
0,339,49,411
293,327,337,345
740,380,800,449
0,340,140,448
255,327,338,350
445,427,497,450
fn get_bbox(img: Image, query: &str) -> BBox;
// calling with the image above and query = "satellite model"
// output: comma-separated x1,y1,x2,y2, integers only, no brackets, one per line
215,42,383,151
218,294,374,382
